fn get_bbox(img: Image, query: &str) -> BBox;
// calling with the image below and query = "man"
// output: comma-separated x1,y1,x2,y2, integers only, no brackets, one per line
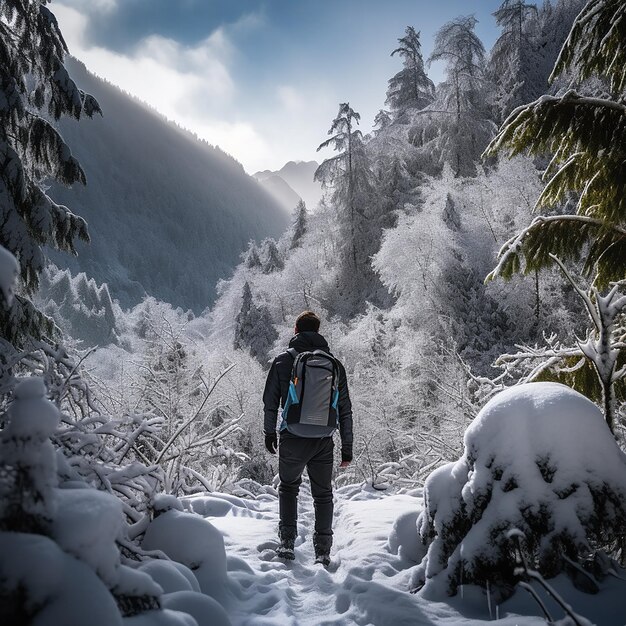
263,311,353,565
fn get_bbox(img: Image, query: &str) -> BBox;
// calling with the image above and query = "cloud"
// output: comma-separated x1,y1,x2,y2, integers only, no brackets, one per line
52,2,343,172
52,3,276,169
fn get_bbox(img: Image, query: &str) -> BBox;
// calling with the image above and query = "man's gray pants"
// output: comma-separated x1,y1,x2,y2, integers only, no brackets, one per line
278,435,334,553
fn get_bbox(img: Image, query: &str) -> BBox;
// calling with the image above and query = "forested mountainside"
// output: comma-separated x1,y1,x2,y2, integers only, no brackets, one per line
47,58,289,313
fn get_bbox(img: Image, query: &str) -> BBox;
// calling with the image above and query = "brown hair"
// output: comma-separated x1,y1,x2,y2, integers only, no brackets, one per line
295,310,320,333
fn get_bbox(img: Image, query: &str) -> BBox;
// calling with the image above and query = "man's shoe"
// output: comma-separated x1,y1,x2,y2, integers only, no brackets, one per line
276,543,295,560
276,531,295,560
314,553,331,567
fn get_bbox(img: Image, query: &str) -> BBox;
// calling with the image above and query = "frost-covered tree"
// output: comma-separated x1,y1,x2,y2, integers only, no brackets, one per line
242,240,262,269
315,103,388,313
373,109,392,134
289,200,307,250
487,1,539,121
233,282,277,365
485,0,626,287
0,0,100,344
35,266,120,346
386,26,434,121
262,238,284,273
424,16,495,176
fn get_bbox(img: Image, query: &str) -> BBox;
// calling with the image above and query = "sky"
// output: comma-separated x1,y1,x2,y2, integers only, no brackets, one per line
53,0,505,174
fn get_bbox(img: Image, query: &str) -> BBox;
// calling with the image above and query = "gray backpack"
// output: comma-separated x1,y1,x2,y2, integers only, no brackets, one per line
280,348,340,437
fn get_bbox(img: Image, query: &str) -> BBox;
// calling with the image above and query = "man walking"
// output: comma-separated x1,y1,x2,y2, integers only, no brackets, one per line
263,311,353,565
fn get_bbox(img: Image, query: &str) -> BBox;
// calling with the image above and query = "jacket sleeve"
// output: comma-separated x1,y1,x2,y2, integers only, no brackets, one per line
337,361,353,446
262,359,281,434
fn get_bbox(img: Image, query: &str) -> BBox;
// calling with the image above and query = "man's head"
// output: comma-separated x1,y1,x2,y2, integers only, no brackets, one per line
295,310,320,334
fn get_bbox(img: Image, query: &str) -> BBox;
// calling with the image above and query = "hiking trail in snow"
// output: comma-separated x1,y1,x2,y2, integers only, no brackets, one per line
183,481,593,625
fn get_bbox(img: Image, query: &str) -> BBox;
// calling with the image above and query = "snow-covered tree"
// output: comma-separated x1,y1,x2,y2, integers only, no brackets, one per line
386,26,434,121
373,109,392,134
423,16,495,176
242,240,262,270
487,0,540,121
0,0,100,344
485,0,626,287
315,103,388,314
289,200,307,250
262,238,284,273
233,282,277,365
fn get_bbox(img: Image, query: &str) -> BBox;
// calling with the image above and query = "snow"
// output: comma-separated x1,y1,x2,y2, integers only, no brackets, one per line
0,533,122,626
0,244,18,306
138,560,198,594
51,488,126,587
123,609,198,626
415,382,626,597
141,508,228,595
162,590,232,626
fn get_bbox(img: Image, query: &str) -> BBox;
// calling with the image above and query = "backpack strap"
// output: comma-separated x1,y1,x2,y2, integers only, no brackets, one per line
286,348,298,360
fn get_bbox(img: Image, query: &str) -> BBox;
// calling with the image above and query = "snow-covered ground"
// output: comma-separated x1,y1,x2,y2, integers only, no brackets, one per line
180,482,626,625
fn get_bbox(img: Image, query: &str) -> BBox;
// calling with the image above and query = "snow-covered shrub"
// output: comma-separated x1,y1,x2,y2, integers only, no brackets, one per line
141,508,227,595
0,377,165,622
412,382,626,597
0,377,60,533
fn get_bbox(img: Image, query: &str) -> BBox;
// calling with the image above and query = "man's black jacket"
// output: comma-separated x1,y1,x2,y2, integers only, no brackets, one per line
263,331,353,445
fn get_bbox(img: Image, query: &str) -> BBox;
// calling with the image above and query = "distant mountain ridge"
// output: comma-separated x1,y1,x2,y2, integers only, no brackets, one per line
254,160,323,213
47,58,289,313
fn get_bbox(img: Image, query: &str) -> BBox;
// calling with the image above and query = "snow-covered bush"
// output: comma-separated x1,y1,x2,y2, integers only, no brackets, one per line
412,382,626,597
0,376,235,624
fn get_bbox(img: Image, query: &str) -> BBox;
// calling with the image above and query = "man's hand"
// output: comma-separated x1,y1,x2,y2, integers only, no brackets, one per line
340,443,352,468
264,433,278,454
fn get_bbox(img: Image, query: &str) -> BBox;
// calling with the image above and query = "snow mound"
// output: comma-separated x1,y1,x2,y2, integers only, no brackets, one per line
387,509,425,563
152,494,184,514
52,488,125,587
141,509,227,595
162,590,232,626
0,532,122,626
185,495,233,517
414,382,626,596
6,376,59,439
138,560,197,594
123,608,198,626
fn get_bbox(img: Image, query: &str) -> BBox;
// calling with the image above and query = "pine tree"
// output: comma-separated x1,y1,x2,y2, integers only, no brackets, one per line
289,200,307,250
315,103,369,272
0,0,101,345
485,0,626,287
315,103,388,313
262,238,284,273
386,27,434,121
373,109,392,135
488,0,540,121
233,282,277,365
242,241,262,269
425,16,495,176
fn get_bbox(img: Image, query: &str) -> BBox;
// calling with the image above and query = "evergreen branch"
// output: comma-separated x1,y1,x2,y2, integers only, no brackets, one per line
486,215,626,283
551,0,626,93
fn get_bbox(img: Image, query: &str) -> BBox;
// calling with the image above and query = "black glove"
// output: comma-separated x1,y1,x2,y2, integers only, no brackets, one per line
341,444,353,463
264,433,278,454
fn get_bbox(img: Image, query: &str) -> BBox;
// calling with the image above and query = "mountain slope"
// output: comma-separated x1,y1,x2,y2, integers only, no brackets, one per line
254,160,323,212
47,58,289,313
252,173,302,213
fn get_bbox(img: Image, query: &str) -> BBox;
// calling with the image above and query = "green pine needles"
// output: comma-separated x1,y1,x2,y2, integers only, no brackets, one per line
484,0,626,287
